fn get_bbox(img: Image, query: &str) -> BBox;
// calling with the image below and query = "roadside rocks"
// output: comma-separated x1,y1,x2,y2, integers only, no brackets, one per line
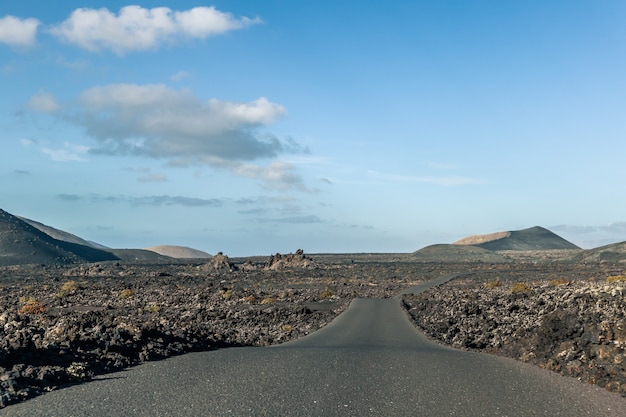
0,256,424,408
403,279,626,396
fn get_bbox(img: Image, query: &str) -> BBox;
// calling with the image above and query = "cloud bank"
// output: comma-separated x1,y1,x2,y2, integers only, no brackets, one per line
29,84,311,190
0,15,40,47
49,5,261,54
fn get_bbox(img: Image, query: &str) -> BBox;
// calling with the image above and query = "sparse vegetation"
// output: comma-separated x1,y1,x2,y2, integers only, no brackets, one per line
510,282,531,294
119,288,134,298
66,362,91,380
260,296,276,305
57,280,78,298
320,288,334,299
549,278,570,286
144,303,161,313
17,298,45,315
606,275,626,283
485,280,502,289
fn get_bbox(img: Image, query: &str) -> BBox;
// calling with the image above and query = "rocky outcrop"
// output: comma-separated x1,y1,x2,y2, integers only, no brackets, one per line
198,252,235,272
263,249,319,270
403,279,626,396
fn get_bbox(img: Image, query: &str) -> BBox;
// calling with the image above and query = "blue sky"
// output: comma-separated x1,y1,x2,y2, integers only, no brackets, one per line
1,1,625,255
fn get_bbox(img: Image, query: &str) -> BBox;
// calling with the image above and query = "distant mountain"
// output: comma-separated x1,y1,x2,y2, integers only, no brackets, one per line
568,241,626,263
106,248,174,262
411,244,508,263
18,216,108,249
453,226,580,251
145,245,212,259
0,209,119,266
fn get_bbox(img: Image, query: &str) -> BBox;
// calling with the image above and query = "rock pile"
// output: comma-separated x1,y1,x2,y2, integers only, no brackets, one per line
403,278,626,396
264,249,319,270
198,252,234,272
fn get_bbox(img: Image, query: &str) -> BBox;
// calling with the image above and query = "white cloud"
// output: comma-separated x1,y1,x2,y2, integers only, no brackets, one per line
21,137,88,161
41,142,89,162
50,6,261,54
232,161,313,191
27,83,310,191
0,15,40,47
70,83,289,161
27,91,61,113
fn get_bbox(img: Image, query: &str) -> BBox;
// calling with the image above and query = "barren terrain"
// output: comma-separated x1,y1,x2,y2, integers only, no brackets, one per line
1,251,625,408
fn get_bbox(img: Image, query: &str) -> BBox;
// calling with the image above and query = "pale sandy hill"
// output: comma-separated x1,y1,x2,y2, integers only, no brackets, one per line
145,245,212,259
454,231,511,245
453,226,579,251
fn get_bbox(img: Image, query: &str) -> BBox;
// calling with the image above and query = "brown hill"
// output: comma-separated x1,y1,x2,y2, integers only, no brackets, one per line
0,209,119,266
568,241,626,263
145,245,212,259
411,244,508,263
454,226,580,251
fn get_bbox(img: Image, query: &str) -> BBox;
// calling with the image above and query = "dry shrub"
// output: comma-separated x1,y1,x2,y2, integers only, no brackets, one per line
510,282,531,294
260,296,276,305
607,275,626,283
18,299,45,315
485,280,502,289
243,295,256,303
57,280,79,298
320,288,334,299
549,278,570,286
119,289,134,298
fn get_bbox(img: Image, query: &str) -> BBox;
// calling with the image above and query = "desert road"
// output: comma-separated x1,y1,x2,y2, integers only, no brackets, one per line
4,275,625,416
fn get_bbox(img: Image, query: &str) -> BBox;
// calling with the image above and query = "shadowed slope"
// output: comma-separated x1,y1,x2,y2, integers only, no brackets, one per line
411,244,508,262
569,241,626,262
17,216,109,249
0,209,119,266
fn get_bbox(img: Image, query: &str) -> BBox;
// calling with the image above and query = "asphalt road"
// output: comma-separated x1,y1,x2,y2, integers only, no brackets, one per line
4,274,625,416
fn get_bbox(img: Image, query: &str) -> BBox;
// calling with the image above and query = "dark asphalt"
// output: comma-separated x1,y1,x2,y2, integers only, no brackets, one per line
3,274,625,416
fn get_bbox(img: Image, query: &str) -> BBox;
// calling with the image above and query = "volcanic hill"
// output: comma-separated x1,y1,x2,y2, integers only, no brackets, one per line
411,244,508,263
0,209,119,266
145,245,212,259
454,226,580,251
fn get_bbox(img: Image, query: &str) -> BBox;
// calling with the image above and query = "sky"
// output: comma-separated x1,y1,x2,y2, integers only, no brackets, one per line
1,1,626,256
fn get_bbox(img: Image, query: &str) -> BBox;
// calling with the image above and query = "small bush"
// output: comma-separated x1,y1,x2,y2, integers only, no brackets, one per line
280,324,294,332
119,288,134,298
607,275,626,283
320,288,334,299
17,299,45,315
549,279,570,286
243,295,256,303
221,289,233,300
485,280,502,289
57,280,79,298
510,282,531,294
144,303,160,313
66,362,92,380
260,296,276,305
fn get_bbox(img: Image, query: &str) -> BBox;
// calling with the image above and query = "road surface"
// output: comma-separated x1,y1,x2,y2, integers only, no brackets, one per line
4,274,624,416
